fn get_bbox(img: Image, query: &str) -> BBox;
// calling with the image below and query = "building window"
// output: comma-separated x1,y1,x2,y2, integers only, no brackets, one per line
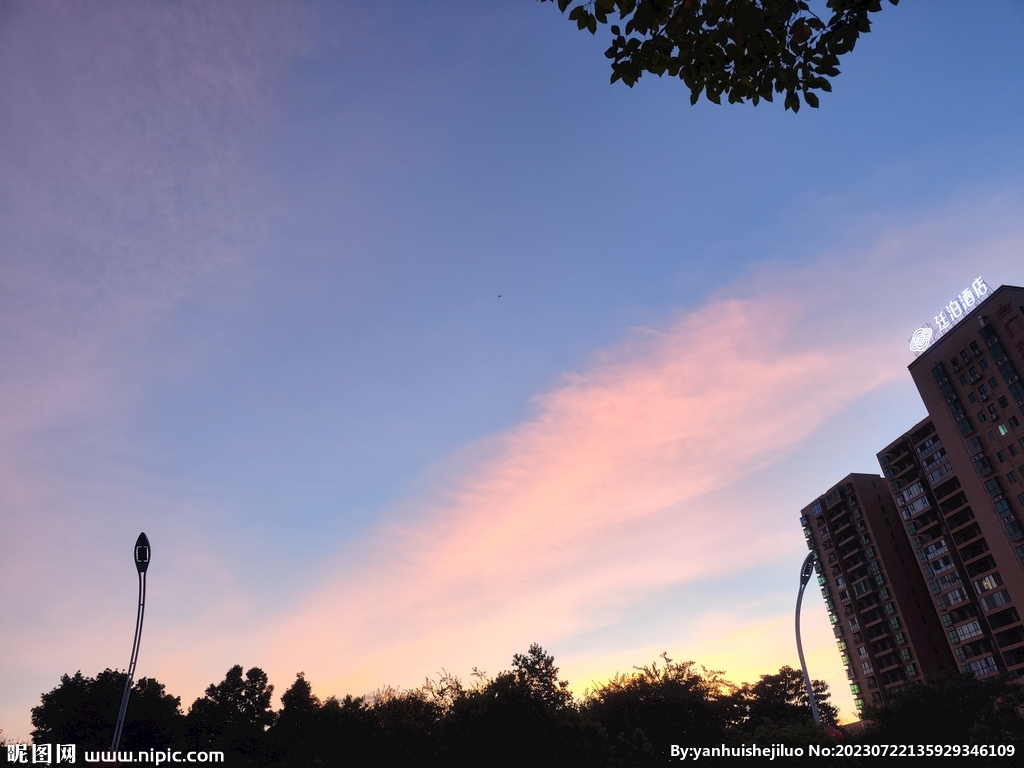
1010,416,1020,429
969,392,977,403
1011,444,1020,456
1010,471,1019,484
990,377,999,389
948,587,969,605
906,663,918,677
966,657,998,676
974,573,1003,593
900,648,913,661
849,618,860,630
1000,396,1010,408
884,602,896,615
895,632,907,645
980,358,990,370
980,589,1011,612
862,661,873,674
949,621,984,643
960,374,968,385
850,683,861,695
998,451,1007,462
1000,424,1010,436
871,692,883,705
858,645,868,658
979,411,989,422
890,617,901,629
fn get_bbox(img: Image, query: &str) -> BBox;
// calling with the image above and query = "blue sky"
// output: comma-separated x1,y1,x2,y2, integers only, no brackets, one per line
2,0,1024,737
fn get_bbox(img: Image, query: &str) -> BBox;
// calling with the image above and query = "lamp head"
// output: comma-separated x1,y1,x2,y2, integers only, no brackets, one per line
799,551,816,586
134,532,151,574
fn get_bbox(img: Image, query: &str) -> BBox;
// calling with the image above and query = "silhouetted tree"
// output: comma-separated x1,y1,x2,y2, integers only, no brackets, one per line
441,645,611,768
732,665,838,729
863,670,1024,746
30,670,183,751
319,695,379,765
583,654,733,766
186,665,275,766
370,685,444,766
265,673,320,767
511,644,575,710
723,667,848,766
266,673,380,767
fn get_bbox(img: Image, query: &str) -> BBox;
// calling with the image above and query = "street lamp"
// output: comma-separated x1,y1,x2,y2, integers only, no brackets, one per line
795,550,822,725
111,532,150,751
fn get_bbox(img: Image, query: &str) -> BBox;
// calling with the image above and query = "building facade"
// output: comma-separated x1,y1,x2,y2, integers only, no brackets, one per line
878,418,1012,678
901,284,1024,677
801,283,1024,710
800,474,953,711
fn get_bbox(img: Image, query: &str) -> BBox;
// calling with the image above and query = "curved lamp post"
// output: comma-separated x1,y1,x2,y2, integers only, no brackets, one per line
795,550,822,725
111,532,150,751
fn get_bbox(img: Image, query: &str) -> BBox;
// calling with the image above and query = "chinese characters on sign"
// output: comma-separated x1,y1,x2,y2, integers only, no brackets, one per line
5,744,75,764
909,277,990,355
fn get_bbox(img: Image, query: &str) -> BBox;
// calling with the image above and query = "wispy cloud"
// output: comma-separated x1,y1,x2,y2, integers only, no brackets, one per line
246,196,1024,708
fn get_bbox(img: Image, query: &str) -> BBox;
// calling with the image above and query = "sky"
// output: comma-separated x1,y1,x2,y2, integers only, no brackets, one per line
2,0,1024,739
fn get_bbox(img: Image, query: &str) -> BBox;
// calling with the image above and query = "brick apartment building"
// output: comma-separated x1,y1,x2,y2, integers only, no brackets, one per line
802,281,1024,711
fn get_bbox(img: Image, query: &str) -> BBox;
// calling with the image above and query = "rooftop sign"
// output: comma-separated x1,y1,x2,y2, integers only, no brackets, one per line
909,277,990,355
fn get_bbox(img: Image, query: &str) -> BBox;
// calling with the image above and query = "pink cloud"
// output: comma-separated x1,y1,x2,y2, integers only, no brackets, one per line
237,197,1024,705
249,291,901,695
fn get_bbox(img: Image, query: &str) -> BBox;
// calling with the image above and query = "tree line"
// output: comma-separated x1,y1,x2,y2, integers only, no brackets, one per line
13,645,1024,766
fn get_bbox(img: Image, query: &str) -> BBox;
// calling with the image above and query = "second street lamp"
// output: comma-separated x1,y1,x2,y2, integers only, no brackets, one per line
795,550,822,726
111,532,151,751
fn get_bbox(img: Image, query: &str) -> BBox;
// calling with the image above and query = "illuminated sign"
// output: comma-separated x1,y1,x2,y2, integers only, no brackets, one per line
909,277,990,355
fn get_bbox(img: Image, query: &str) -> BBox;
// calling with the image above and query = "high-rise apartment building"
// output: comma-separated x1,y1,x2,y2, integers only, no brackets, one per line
897,283,1024,677
801,282,1024,708
878,418,1012,678
800,474,953,711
